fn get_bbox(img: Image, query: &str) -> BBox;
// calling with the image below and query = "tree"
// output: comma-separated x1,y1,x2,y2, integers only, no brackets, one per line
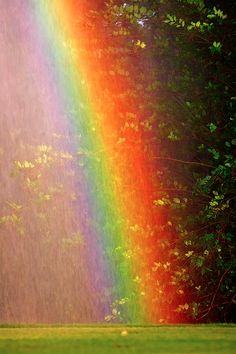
98,0,236,322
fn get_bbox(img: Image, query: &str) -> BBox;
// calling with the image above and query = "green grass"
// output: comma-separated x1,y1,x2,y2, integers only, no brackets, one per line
0,325,235,354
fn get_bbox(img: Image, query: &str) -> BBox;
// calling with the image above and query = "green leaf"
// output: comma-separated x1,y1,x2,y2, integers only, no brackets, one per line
210,41,222,54
208,123,217,133
231,139,236,145
140,6,147,15
195,256,205,267
126,4,133,13
208,148,220,160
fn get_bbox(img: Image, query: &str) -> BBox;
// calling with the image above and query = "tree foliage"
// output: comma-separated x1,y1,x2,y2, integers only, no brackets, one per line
93,0,236,322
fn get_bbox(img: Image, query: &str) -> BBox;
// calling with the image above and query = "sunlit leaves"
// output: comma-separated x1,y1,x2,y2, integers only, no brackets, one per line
175,303,189,313
153,199,166,206
105,297,129,322
164,14,185,28
15,160,35,170
185,250,194,257
0,213,21,225
37,145,52,153
62,232,84,248
135,40,146,49
60,152,73,160
38,192,51,202
207,6,227,20
6,201,22,211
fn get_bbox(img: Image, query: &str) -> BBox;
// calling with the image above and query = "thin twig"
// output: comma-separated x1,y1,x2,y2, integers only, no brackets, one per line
153,156,214,168
197,268,231,320
157,188,192,194
191,221,222,233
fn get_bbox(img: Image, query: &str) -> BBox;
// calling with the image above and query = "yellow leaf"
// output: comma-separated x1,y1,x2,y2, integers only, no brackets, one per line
185,251,194,257
136,40,146,49
7,202,22,210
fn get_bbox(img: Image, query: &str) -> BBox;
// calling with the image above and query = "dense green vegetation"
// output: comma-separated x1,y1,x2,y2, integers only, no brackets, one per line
0,325,235,354
86,0,236,322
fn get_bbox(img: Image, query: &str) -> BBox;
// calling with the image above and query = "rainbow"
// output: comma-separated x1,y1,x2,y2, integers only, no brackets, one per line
0,0,179,323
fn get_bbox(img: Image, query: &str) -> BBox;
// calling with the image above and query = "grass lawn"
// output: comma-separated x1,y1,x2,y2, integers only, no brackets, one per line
0,325,235,354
